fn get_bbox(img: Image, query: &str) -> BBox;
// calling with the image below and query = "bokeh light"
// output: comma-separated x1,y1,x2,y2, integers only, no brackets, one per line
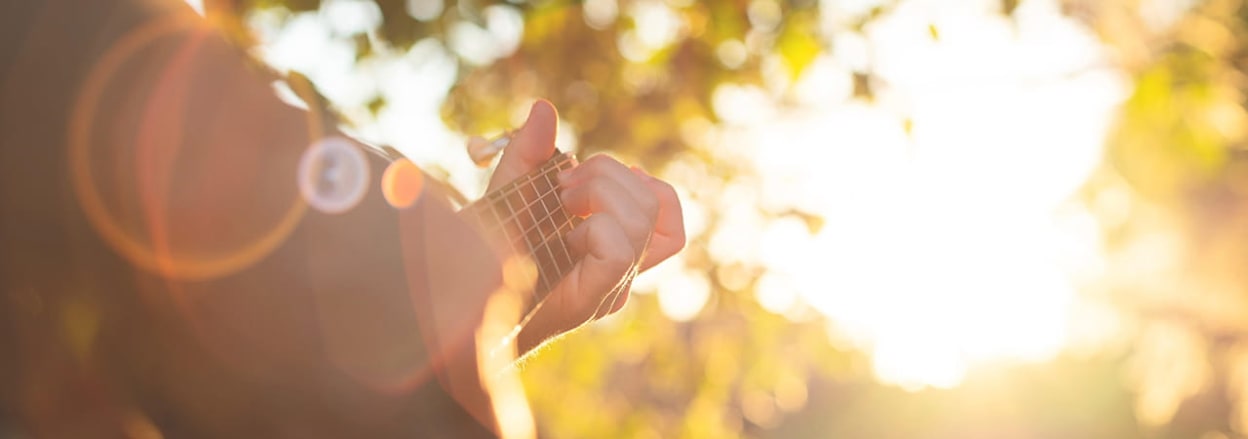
381,158,426,208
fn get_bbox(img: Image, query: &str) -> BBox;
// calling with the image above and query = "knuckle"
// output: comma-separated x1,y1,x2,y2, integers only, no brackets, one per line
655,180,679,199
617,210,651,232
588,213,624,238
559,185,581,203
585,154,625,172
638,192,660,217
589,179,622,200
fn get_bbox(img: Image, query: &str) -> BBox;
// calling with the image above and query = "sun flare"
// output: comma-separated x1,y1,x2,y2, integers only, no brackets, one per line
653,0,1128,390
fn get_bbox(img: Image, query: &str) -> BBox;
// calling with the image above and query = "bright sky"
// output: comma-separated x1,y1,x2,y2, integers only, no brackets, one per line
211,0,1133,391
646,0,1129,390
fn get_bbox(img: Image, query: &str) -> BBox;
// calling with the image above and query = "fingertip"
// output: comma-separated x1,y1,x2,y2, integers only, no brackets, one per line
513,99,558,161
528,99,558,123
490,99,560,189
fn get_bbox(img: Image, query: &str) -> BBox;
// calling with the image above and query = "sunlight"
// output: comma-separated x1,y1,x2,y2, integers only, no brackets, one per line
699,0,1128,390
184,0,204,16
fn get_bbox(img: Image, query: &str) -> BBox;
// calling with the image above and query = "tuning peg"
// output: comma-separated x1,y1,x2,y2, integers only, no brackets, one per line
467,131,514,167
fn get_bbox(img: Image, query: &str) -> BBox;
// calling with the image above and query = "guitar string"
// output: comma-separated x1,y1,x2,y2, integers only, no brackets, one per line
469,159,580,291
478,154,575,212
474,166,574,256
497,210,633,340
522,171,578,294
500,175,579,285
481,165,627,328
475,159,578,261
477,157,576,235
460,154,571,233
474,186,575,272
466,155,575,242
464,154,635,334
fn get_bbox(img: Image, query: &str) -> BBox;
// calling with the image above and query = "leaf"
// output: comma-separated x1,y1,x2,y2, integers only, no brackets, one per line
852,71,873,101
1001,0,1019,16
366,95,387,115
285,0,320,12
353,33,373,61
376,0,424,49
777,12,821,81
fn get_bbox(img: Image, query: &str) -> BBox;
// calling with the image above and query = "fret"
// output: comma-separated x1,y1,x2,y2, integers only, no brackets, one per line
462,152,582,305
469,158,569,234
479,160,577,237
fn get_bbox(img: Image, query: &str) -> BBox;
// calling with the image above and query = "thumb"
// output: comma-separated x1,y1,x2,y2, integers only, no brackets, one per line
487,100,558,191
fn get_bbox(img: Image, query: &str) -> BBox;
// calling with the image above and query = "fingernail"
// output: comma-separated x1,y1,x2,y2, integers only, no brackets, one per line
558,170,573,184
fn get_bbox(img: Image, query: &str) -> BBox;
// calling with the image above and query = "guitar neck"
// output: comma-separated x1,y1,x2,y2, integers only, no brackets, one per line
462,152,582,302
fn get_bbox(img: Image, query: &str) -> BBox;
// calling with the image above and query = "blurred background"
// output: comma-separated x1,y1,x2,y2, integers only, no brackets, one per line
179,0,1248,437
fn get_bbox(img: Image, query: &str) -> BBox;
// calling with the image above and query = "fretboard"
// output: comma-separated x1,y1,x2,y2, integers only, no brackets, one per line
462,152,582,303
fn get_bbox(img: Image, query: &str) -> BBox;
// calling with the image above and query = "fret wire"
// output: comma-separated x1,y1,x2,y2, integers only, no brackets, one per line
471,160,571,231
555,215,577,272
521,215,583,322
493,180,544,235
532,215,581,295
482,182,571,251
525,176,562,296
529,234,570,294
479,161,572,239
479,178,549,236
538,171,569,273
535,212,578,279
464,154,583,296
494,202,524,255
492,193,578,285
513,188,550,295
472,157,562,221
524,188,554,294
474,177,549,262
486,155,574,206
534,177,561,292
485,172,580,250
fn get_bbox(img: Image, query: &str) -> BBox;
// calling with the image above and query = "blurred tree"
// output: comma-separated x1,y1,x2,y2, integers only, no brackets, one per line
207,0,834,167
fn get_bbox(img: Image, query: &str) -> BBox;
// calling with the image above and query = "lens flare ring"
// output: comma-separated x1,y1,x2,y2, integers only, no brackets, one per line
297,136,370,214
68,15,312,281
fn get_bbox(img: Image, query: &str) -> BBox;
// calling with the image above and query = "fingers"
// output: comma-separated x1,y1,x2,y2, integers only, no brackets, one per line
635,170,685,271
559,214,636,322
487,100,558,192
559,160,657,261
560,155,659,221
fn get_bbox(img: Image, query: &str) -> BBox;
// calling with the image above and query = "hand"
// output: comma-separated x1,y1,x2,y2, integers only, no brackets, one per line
484,100,685,351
